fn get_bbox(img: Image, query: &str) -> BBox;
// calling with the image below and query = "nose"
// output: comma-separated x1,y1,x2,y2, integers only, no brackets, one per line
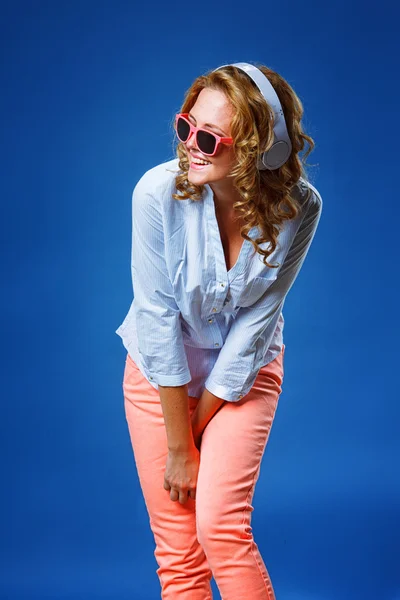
185,129,199,153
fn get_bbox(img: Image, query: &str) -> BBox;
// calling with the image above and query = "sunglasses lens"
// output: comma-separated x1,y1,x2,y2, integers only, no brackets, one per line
197,130,217,155
176,117,190,142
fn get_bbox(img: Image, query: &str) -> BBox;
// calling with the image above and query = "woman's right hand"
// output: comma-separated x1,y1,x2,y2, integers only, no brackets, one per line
163,445,200,504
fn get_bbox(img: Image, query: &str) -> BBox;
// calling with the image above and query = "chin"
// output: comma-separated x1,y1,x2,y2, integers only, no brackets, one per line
187,168,211,181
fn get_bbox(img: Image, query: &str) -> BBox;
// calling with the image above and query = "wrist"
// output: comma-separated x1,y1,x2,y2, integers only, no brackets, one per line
191,409,203,435
168,435,196,454
192,388,225,437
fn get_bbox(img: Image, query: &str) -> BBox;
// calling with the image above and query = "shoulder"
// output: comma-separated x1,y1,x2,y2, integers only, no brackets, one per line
295,177,323,214
133,157,180,201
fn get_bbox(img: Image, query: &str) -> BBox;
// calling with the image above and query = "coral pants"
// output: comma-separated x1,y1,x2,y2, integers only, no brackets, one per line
123,344,285,600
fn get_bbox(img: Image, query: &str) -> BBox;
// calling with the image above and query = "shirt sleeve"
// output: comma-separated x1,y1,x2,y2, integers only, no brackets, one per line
204,186,323,402
131,176,191,387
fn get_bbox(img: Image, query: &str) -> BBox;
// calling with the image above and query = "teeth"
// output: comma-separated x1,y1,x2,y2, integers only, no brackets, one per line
192,158,211,165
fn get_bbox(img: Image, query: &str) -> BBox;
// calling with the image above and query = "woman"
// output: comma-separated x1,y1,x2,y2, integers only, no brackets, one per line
116,62,322,599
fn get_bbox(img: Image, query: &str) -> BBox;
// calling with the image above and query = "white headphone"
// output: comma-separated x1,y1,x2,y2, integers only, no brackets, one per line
213,62,292,170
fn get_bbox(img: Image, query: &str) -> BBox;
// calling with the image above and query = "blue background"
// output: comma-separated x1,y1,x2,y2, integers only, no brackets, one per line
1,1,399,599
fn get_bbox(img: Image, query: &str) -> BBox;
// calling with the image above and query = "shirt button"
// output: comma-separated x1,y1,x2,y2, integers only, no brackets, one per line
220,282,225,287
208,318,213,323
212,307,217,312
149,376,153,380
239,394,243,399
214,342,220,347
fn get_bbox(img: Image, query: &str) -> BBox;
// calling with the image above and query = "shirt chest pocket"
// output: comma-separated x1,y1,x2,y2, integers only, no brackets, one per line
236,274,278,308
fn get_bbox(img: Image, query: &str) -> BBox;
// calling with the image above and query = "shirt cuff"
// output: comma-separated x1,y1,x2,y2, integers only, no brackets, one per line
146,370,192,387
205,378,247,402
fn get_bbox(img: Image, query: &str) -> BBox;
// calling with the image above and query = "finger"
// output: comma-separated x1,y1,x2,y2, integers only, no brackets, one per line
163,480,171,491
170,488,179,502
179,490,188,505
188,488,196,500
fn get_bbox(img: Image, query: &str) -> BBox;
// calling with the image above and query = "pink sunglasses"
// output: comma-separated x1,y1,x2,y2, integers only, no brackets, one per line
175,113,233,157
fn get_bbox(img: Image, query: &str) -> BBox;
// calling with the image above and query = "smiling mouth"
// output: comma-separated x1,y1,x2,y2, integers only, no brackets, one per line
190,158,212,166
190,163,211,170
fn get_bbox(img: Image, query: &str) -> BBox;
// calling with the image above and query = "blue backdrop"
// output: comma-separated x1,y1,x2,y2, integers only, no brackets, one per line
1,1,399,599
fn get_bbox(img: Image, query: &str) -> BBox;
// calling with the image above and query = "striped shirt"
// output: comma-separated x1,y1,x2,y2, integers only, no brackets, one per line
115,158,322,402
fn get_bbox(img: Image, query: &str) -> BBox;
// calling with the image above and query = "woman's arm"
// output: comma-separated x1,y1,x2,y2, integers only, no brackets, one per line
203,186,322,402
191,388,226,447
158,384,197,452
131,175,192,389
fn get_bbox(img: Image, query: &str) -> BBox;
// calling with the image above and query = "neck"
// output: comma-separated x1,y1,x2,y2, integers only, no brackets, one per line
209,179,242,211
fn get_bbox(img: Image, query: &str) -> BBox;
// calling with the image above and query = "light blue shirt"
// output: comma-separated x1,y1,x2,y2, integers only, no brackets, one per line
115,158,322,402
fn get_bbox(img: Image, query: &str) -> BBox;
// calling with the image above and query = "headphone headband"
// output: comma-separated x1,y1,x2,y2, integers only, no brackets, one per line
213,62,292,170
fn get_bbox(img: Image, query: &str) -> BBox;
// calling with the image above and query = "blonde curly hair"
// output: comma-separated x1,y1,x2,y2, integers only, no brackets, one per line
170,62,316,269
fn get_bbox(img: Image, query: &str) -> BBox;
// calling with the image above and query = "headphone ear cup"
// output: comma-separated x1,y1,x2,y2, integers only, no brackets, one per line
258,140,292,170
